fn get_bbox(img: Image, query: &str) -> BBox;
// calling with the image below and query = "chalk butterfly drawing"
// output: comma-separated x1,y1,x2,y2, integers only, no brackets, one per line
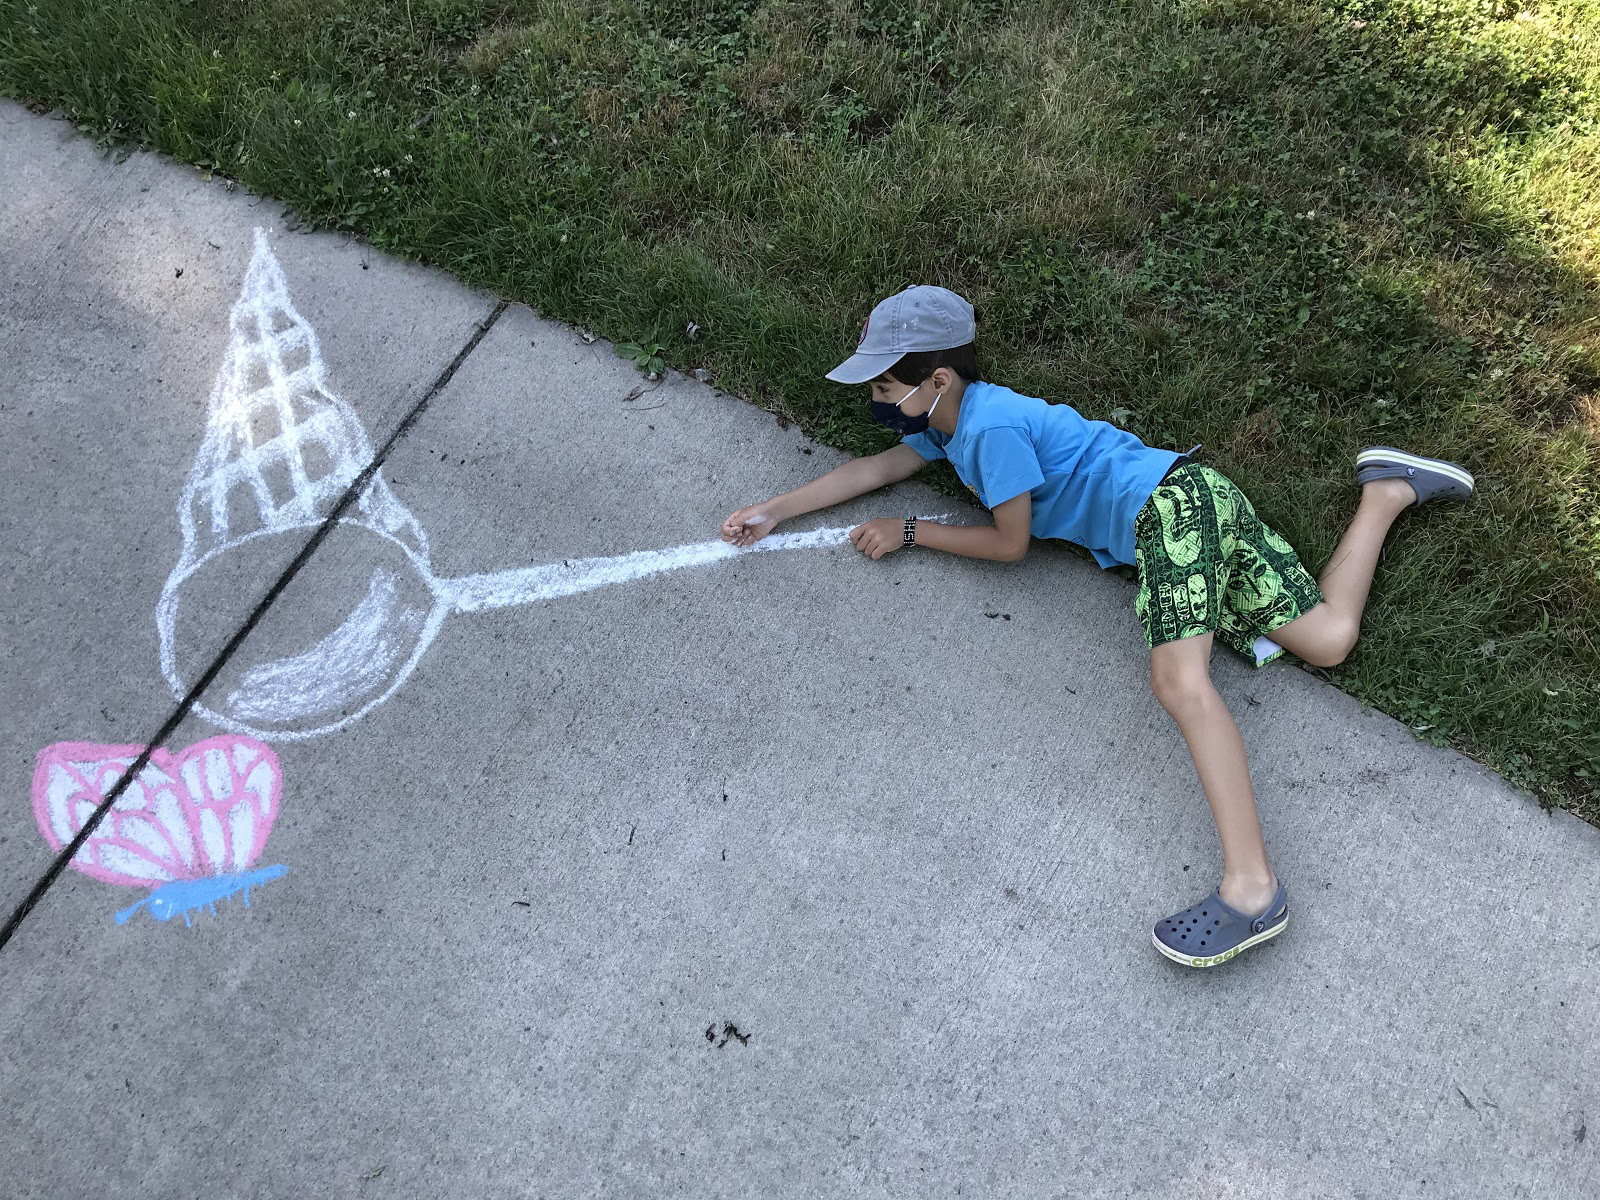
160,229,953,741
33,736,286,926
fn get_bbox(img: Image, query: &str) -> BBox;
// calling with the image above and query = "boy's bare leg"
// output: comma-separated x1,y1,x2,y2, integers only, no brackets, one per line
1149,633,1279,915
1270,478,1416,667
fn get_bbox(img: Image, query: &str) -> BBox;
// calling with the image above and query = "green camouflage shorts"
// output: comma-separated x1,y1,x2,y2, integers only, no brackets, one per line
1133,462,1323,666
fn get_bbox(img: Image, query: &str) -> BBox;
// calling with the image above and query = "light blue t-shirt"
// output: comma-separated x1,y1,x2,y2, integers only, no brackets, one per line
903,381,1182,569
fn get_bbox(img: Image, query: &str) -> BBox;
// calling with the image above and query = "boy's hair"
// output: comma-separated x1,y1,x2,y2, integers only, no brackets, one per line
881,343,981,386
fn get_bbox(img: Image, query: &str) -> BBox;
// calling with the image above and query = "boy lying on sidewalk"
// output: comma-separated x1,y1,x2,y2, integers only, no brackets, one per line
721,286,1473,968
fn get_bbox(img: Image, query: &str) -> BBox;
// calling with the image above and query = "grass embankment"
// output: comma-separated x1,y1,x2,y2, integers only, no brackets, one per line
3,0,1597,815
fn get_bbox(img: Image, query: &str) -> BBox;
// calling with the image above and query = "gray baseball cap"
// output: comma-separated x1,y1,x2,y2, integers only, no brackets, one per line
825,285,976,384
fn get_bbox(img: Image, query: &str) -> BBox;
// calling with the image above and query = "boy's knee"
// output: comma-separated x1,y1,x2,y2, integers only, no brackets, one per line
1149,665,1215,718
1304,617,1360,668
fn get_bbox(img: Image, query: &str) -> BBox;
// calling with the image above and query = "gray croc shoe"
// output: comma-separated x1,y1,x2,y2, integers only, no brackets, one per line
1355,446,1475,508
1153,882,1289,968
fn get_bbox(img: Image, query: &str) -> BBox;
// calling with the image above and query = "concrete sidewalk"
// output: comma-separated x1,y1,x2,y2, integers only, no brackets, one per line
1,100,1595,1199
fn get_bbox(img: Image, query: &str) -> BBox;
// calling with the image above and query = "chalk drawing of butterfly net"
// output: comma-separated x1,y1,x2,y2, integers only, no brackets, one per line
33,737,286,926
160,231,937,741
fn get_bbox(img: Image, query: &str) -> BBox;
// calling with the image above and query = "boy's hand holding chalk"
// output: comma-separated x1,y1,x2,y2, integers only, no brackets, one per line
720,506,775,547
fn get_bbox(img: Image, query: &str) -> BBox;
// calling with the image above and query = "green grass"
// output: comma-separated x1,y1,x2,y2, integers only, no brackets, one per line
3,0,1597,817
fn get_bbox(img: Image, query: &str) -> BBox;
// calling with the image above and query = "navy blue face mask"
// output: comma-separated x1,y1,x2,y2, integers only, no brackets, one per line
871,382,941,436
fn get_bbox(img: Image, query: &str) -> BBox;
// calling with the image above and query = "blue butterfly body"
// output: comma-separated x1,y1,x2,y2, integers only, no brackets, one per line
115,864,289,926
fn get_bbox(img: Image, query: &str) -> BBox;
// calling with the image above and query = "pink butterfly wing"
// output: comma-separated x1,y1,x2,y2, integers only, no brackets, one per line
32,737,282,887
172,736,282,875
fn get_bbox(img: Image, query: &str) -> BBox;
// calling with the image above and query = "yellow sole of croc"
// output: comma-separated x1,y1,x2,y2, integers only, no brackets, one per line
1152,919,1288,968
1354,449,1475,490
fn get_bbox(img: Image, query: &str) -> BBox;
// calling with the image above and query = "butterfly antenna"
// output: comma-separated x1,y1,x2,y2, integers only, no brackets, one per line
113,896,151,925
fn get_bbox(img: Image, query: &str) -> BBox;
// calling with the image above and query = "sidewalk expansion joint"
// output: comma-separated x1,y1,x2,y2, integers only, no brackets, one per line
0,299,511,953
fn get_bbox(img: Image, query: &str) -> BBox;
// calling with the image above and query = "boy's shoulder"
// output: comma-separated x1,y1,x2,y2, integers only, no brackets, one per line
965,381,1066,431
968,380,1038,415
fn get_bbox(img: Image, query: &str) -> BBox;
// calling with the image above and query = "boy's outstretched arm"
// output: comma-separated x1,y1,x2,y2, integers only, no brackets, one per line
849,492,1032,562
722,443,927,546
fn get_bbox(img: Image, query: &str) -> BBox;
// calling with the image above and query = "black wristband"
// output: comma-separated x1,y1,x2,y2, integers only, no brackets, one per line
903,518,916,546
